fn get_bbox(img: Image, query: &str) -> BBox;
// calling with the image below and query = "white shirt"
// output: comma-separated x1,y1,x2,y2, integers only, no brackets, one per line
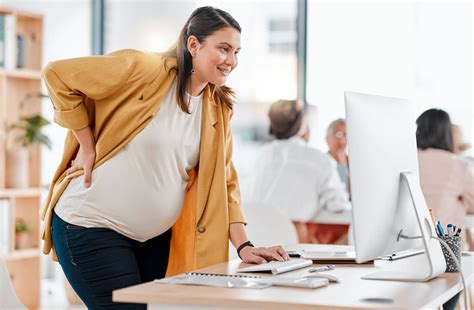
55,82,202,242
246,136,350,222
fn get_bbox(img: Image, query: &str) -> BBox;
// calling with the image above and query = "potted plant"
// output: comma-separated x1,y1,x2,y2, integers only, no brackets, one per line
15,218,30,249
6,93,51,188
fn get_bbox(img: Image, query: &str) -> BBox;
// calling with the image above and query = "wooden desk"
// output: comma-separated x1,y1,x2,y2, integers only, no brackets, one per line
113,244,473,309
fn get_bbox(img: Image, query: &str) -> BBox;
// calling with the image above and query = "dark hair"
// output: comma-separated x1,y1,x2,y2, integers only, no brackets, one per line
163,6,241,113
416,109,453,152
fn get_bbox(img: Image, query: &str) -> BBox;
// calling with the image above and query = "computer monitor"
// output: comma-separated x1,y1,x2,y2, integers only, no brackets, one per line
345,91,446,281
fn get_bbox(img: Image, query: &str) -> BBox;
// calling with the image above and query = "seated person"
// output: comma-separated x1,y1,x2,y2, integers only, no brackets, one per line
416,109,474,230
246,99,350,243
326,118,350,192
306,118,353,244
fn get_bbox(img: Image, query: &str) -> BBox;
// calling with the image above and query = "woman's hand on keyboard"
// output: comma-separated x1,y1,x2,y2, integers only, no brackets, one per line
240,245,290,264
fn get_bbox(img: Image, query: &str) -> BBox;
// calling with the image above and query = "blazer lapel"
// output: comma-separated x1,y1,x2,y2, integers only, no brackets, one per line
196,85,219,223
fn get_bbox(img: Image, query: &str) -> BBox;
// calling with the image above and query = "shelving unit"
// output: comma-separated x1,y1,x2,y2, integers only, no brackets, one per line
0,7,43,309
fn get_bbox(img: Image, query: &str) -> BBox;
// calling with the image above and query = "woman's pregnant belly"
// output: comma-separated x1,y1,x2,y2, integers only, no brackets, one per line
55,153,187,242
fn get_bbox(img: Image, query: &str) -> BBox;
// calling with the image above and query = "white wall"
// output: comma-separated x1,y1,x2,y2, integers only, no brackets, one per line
306,0,472,156
414,1,472,155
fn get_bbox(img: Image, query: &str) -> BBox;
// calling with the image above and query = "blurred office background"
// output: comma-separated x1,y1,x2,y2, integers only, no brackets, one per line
0,0,472,308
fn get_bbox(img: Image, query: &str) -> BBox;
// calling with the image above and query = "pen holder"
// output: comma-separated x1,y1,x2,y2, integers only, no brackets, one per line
440,235,462,272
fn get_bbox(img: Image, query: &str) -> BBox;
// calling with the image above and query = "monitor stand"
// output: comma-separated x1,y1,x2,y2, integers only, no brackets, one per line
361,172,446,282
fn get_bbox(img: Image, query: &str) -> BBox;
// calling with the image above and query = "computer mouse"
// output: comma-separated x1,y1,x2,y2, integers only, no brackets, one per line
304,273,340,283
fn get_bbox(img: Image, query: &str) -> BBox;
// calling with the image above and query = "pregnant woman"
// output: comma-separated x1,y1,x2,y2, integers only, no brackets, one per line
41,6,288,308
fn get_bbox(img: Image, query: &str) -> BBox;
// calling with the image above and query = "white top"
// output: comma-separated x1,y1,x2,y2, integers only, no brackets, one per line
246,137,350,222
55,82,203,242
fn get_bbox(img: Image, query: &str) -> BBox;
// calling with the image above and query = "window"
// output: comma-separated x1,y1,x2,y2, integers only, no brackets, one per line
104,0,194,53
268,17,296,54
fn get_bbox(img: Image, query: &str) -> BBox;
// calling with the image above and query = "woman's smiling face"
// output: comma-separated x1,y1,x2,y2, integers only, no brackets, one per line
189,27,241,86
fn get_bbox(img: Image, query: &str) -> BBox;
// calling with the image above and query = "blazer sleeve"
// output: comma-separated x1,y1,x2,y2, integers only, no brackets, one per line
224,108,246,224
41,49,139,130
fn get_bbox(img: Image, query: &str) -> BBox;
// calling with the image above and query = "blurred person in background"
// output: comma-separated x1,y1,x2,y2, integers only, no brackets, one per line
308,118,352,244
326,118,350,192
247,99,350,243
416,109,474,233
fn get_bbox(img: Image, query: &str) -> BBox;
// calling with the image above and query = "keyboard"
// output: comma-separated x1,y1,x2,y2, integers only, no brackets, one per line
237,259,313,275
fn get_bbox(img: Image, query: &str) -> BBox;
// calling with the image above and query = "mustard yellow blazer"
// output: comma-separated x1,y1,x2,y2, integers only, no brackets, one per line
41,49,246,276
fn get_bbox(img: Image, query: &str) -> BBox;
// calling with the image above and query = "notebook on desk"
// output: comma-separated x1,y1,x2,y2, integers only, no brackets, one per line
155,272,270,289
154,272,329,289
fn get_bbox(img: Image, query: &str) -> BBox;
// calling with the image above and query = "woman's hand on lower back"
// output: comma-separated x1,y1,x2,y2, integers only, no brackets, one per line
66,126,96,188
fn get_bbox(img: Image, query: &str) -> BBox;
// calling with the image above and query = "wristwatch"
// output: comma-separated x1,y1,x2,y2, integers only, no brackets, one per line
237,240,254,259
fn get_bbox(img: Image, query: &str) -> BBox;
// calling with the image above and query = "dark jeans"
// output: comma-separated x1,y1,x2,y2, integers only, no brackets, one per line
52,211,171,309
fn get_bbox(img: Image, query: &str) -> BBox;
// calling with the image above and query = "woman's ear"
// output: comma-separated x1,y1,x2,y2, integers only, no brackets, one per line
187,35,199,57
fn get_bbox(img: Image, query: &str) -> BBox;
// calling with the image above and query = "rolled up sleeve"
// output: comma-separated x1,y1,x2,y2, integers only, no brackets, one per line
52,100,89,130
41,49,138,130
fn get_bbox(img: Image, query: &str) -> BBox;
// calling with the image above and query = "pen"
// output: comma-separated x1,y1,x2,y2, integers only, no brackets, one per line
447,224,453,237
307,265,335,273
429,209,436,226
436,221,445,236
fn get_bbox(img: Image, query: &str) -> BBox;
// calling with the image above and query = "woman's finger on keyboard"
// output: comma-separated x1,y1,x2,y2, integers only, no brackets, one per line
270,246,290,261
257,248,285,262
240,247,267,264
